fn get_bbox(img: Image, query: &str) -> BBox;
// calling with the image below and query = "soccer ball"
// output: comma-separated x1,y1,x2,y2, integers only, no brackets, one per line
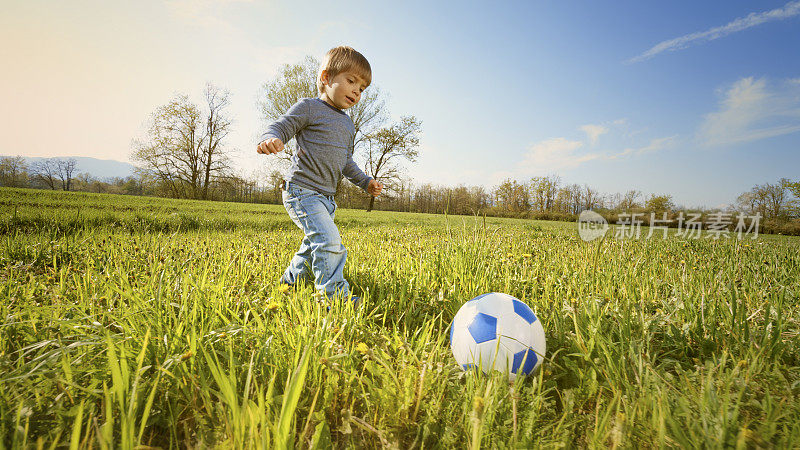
450,292,546,380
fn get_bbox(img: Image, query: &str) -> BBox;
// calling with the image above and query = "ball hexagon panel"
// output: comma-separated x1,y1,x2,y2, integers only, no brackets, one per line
511,348,538,375
467,312,497,344
512,298,537,324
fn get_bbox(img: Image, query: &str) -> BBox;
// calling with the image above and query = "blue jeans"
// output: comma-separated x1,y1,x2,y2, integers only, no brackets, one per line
280,182,350,298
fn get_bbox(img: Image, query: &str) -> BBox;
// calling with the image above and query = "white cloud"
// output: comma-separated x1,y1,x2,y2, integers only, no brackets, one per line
699,77,800,146
628,1,800,63
512,134,676,177
580,124,608,145
521,138,596,172
608,136,678,159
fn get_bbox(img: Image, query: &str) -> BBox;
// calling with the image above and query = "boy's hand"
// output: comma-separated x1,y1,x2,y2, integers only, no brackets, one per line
367,179,383,197
257,138,284,155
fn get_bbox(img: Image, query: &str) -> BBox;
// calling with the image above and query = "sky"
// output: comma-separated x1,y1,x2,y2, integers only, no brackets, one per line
2,0,799,208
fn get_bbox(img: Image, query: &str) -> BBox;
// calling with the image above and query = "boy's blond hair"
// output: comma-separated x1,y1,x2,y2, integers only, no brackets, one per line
317,46,372,94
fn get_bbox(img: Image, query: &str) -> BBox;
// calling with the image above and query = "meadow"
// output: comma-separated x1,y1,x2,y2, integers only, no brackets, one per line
1,187,799,448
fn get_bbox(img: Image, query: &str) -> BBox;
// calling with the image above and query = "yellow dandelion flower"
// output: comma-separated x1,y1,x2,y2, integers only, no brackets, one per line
356,342,369,355
267,301,281,311
522,253,532,258
277,284,291,294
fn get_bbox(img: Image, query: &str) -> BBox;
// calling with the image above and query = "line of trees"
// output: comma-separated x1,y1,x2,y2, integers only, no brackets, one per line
2,53,798,234
0,156,79,191
3,153,798,233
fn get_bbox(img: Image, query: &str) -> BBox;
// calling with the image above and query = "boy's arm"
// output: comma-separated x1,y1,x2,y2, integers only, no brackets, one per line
257,99,311,148
342,150,373,192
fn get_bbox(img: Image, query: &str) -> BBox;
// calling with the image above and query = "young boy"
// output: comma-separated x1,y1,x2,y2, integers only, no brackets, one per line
256,46,382,305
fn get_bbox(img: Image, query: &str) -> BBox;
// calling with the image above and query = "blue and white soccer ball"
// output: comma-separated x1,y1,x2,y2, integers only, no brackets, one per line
450,292,546,380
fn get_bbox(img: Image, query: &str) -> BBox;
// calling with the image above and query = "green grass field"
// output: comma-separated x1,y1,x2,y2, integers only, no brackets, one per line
1,187,799,448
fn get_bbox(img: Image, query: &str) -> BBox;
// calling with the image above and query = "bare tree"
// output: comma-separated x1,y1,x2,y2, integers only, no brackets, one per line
363,116,421,212
736,190,758,215
200,83,232,199
132,86,233,200
31,159,60,190
582,184,602,210
349,87,387,149
759,182,789,219
55,158,78,191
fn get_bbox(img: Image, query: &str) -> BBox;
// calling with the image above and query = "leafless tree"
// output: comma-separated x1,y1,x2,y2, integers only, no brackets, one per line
363,116,421,212
56,158,78,191
200,83,232,199
582,184,602,210
31,159,60,190
759,182,789,219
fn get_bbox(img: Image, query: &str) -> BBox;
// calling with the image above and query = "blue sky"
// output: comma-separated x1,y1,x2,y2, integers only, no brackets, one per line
2,0,799,208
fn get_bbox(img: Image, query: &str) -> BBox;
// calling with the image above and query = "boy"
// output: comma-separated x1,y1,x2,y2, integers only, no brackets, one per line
256,46,382,306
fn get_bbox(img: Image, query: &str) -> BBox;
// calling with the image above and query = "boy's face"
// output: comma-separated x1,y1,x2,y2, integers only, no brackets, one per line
320,70,369,110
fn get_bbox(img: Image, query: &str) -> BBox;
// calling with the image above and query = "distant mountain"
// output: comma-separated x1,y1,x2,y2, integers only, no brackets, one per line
3,155,137,180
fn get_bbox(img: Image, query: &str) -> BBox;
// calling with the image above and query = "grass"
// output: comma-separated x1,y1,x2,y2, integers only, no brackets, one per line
1,187,799,448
